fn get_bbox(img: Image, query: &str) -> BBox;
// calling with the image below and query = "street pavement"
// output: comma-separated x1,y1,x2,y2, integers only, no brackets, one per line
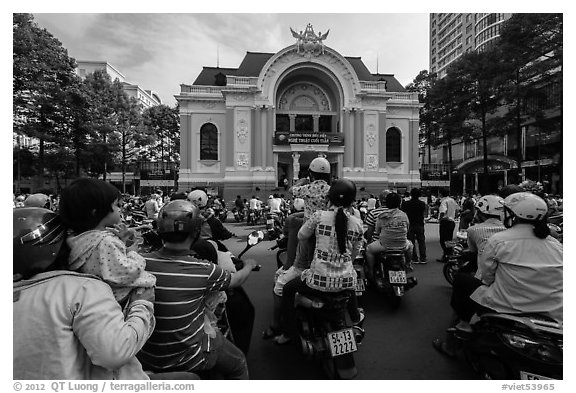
220,216,477,380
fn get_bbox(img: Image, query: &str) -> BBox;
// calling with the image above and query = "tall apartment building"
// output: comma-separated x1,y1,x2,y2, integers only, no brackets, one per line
429,13,512,78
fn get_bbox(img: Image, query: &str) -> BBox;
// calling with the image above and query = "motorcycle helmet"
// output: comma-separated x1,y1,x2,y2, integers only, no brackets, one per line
157,200,203,240
309,156,331,174
23,193,50,208
14,207,67,280
328,179,357,207
475,195,504,219
187,189,208,208
502,192,548,222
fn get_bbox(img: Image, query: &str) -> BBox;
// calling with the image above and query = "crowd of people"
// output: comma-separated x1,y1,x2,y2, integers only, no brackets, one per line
13,168,562,380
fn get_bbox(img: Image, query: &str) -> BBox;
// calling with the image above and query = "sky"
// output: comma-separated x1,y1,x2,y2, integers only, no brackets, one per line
31,13,430,107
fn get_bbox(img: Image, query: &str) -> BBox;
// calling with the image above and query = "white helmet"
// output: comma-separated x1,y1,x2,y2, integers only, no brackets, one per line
475,195,504,218
187,189,208,208
293,198,305,211
24,193,50,208
309,157,330,174
502,192,548,221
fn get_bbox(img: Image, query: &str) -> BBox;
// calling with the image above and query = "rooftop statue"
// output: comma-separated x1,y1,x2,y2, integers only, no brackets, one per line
290,23,330,56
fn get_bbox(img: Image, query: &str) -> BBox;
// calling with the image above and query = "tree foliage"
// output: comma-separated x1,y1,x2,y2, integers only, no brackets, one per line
142,105,180,163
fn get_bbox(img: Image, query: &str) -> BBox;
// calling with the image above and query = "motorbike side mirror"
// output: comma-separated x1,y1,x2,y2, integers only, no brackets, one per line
247,230,265,246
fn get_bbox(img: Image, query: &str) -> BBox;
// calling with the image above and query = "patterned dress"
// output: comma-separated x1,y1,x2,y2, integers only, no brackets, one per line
298,208,364,292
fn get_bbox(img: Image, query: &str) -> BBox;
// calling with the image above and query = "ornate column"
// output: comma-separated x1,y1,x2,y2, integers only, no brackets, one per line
289,114,296,132
266,106,275,168
179,113,191,171
343,109,353,168
226,108,234,168
353,110,363,168
292,152,301,180
379,112,387,169
253,106,262,168
313,115,320,132
261,106,268,169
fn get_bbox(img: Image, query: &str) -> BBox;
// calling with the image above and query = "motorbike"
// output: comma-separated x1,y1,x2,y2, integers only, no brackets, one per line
294,289,365,379
372,249,417,306
265,210,283,241
213,207,228,223
442,230,477,286
247,208,261,226
548,213,562,243
208,232,262,355
232,207,245,223
452,313,563,380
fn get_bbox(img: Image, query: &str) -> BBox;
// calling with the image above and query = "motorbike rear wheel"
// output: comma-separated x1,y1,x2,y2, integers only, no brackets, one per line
443,261,459,286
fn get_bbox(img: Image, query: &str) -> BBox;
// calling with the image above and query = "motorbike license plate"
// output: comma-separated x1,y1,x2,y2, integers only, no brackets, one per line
267,219,274,225
389,270,407,284
355,279,365,293
327,328,357,357
520,371,554,380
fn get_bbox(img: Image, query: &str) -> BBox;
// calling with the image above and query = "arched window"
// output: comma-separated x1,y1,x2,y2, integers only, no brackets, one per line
200,123,218,160
386,127,401,162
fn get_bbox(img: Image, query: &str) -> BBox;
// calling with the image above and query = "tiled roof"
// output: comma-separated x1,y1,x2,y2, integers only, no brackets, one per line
192,51,406,92
192,67,238,85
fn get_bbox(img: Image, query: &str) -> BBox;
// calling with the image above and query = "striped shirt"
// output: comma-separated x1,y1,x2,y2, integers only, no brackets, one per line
466,218,506,279
364,207,386,241
137,248,231,373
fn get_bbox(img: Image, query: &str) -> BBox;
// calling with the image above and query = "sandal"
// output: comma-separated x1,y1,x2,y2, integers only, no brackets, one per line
432,338,456,359
262,326,281,340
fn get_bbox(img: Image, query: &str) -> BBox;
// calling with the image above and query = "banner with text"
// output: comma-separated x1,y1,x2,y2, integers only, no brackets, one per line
274,131,344,145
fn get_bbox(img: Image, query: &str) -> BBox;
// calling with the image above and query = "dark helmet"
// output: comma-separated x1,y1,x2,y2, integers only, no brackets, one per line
13,207,67,279
499,184,524,199
157,200,203,240
328,179,357,207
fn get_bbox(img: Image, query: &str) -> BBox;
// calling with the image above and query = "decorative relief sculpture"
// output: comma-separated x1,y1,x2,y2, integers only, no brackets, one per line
366,131,376,147
237,121,248,145
366,155,378,171
237,153,249,168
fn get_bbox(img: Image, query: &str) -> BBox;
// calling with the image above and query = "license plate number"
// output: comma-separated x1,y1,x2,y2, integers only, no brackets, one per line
389,270,407,284
355,279,365,294
267,219,274,225
520,371,554,380
327,328,357,357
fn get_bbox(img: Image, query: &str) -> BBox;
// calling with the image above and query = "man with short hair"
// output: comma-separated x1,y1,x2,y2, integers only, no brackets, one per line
437,188,459,262
138,200,256,379
365,192,414,282
401,188,427,263
364,190,390,243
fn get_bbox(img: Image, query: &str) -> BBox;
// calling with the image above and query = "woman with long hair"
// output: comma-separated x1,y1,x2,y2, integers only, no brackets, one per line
275,179,365,344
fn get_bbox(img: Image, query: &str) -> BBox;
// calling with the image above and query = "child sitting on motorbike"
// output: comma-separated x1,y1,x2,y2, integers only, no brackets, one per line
274,179,365,344
364,192,414,284
58,178,156,306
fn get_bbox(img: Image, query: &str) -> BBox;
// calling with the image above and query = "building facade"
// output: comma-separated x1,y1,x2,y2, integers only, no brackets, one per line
430,13,512,78
176,24,421,200
427,13,561,195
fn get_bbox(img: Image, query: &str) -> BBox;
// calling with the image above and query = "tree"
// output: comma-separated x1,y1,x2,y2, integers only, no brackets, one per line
495,14,562,187
448,50,502,193
406,70,437,164
142,105,180,163
13,13,78,183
